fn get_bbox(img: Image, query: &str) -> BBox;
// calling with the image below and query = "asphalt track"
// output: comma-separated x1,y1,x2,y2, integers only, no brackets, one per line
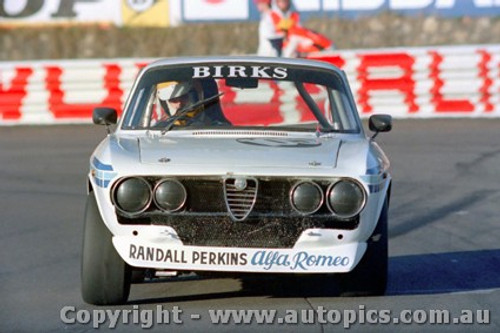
1,119,499,332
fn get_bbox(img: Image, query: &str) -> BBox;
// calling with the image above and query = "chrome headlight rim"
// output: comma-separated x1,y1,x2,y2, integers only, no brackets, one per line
290,180,325,215
111,176,152,216
326,178,367,219
153,178,187,213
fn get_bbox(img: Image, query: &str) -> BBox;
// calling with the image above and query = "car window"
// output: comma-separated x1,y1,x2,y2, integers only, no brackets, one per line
121,64,360,133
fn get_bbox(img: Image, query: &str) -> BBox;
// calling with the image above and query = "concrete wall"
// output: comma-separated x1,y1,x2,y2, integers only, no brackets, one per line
1,13,499,61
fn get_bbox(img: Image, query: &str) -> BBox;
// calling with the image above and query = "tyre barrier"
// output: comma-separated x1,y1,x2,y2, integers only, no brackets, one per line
1,45,499,125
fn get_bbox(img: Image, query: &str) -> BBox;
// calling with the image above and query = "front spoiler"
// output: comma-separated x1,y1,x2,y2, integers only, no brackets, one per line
113,236,367,274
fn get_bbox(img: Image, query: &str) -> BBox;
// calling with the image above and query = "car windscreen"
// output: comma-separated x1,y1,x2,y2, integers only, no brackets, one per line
121,63,360,133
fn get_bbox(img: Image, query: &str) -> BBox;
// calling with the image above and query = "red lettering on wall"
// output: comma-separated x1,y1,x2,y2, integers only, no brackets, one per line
429,51,474,112
0,67,32,120
220,80,284,125
45,64,123,119
477,49,493,112
357,53,417,114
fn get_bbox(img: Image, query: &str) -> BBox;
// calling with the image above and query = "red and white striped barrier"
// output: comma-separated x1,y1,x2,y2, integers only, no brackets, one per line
1,45,499,125
309,45,500,116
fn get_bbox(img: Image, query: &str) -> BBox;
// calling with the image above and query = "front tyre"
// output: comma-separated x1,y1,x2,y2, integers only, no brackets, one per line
81,192,131,305
337,195,389,296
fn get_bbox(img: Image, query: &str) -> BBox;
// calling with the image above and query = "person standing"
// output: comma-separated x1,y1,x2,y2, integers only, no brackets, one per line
271,0,333,57
270,0,301,57
255,0,284,57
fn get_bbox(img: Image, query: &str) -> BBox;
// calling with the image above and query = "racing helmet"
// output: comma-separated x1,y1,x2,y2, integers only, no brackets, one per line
158,81,201,106
157,80,204,122
170,81,199,103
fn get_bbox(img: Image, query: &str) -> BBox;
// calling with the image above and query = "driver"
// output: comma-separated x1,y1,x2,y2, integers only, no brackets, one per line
155,79,228,128
169,81,199,114
157,80,203,117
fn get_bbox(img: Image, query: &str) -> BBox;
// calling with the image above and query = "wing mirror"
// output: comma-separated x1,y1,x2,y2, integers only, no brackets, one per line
369,114,392,139
93,107,117,134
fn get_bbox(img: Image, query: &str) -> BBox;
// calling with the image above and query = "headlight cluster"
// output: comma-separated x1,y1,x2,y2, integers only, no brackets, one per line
290,179,366,218
290,181,324,215
112,177,186,215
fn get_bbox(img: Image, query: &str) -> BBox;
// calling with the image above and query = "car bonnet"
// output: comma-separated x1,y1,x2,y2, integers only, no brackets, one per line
138,135,341,169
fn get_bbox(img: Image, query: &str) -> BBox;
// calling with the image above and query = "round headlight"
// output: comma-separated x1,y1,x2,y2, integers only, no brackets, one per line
327,180,366,218
290,181,324,215
113,177,152,214
153,179,187,212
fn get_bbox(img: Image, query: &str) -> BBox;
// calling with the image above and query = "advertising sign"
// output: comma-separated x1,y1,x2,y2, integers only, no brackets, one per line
0,0,121,25
300,0,500,17
290,0,500,18
121,0,170,27
177,0,500,24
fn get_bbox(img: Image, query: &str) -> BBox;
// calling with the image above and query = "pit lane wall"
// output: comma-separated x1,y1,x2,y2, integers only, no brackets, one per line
1,44,499,125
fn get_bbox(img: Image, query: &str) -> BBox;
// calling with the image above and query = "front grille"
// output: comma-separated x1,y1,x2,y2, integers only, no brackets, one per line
224,178,258,221
116,176,359,248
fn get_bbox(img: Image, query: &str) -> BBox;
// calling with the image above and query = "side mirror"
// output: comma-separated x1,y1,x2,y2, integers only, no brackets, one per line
93,107,117,126
369,114,392,139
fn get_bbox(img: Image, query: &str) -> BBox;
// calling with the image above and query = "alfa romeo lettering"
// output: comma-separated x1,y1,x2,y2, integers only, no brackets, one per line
251,250,350,271
192,65,288,79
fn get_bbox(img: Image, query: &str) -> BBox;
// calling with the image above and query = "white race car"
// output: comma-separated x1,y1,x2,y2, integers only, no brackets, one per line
82,56,392,305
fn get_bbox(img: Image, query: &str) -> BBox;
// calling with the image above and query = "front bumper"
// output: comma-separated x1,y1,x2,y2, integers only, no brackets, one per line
112,233,367,274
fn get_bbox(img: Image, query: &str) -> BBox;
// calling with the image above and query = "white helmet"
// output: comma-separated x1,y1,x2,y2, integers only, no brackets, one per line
157,81,201,104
